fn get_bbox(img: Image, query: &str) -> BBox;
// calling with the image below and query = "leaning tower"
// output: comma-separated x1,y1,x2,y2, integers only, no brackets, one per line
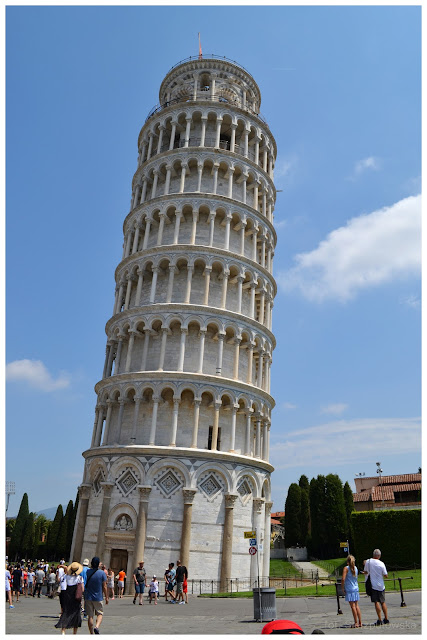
71,55,277,589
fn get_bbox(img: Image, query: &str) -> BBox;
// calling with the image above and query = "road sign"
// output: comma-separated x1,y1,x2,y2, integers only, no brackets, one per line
244,531,256,539
343,547,348,552
249,546,257,555
340,542,348,548
258,544,263,551
249,539,257,546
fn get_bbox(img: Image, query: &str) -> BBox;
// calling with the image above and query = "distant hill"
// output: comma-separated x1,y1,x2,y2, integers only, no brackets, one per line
36,506,66,520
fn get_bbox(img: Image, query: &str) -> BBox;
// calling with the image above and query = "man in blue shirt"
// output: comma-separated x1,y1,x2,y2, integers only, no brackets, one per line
84,557,108,635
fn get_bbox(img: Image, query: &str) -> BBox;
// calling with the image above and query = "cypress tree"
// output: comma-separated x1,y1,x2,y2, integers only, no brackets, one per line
64,500,74,560
21,512,35,559
298,475,310,546
284,483,301,548
309,475,327,557
343,481,355,550
324,474,347,557
9,493,29,560
47,505,63,560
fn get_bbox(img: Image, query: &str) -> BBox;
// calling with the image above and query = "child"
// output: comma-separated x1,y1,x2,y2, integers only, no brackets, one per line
183,577,188,604
149,576,159,604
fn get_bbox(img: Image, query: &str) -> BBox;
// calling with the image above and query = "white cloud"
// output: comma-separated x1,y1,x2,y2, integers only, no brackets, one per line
6,359,70,392
283,402,297,410
270,417,421,470
399,294,421,309
320,403,348,415
277,194,421,302
348,156,381,180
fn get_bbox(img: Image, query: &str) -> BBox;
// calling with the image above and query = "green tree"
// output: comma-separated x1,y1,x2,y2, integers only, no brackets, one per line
284,483,301,548
9,493,29,560
298,475,310,546
309,476,327,557
47,505,63,560
343,481,355,550
324,474,347,557
63,500,74,560
6,518,16,538
21,512,35,558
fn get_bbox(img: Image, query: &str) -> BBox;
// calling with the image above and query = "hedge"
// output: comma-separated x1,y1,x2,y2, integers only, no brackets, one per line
350,509,421,569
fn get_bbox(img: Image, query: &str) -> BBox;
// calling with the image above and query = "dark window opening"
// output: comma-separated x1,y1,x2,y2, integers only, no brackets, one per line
208,426,221,450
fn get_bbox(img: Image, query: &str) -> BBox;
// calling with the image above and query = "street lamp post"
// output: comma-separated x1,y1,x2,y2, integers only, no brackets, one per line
5,481,15,514
376,462,384,509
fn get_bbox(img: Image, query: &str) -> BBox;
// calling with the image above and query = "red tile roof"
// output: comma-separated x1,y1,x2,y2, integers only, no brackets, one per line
353,482,421,503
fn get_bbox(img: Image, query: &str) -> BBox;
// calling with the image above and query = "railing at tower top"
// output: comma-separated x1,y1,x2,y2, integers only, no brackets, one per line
145,94,269,127
163,54,255,79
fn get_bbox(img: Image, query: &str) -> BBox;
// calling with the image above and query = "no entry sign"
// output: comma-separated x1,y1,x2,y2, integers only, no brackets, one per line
249,546,257,555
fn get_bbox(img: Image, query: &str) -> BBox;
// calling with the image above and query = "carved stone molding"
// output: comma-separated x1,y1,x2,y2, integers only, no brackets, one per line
224,493,238,509
252,497,265,514
182,488,197,504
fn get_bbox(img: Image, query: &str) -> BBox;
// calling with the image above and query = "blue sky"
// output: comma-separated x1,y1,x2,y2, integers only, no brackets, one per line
6,5,421,516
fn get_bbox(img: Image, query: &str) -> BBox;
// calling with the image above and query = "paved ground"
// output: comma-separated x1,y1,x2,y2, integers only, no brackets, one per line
291,561,330,579
5,590,421,635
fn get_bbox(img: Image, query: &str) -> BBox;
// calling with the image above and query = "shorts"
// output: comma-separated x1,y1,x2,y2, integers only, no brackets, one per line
371,589,386,603
85,600,104,617
135,583,145,594
118,581,124,588
166,582,175,592
6,584,10,592
176,582,183,594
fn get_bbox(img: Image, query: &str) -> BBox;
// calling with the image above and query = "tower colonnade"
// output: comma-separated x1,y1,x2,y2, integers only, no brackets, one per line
72,56,278,587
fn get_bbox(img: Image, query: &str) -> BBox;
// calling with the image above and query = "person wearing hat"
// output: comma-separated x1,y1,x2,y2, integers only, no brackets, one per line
84,557,108,635
54,562,84,635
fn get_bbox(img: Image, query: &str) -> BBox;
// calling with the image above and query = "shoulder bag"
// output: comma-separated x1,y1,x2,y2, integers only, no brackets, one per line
365,561,372,596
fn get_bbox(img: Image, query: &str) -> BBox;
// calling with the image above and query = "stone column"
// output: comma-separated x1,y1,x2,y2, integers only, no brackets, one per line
180,489,197,570
125,331,136,373
116,398,126,442
191,398,201,448
177,328,187,371
190,211,198,244
131,394,142,444
216,334,225,375
149,267,158,303
243,129,249,157
245,411,253,455
132,223,141,253
236,276,244,313
102,400,113,444
197,163,203,192
198,330,206,373
252,228,258,261
157,213,166,245
103,344,111,378
157,327,169,371
208,211,216,246
70,483,91,563
131,486,152,591
173,210,182,243
166,265,176,303
220,270,229,308
135,268,144,307
146,132,153,160
179,163,187,193
214,118,223,148
140,178,148,204
263,501,273,579
142,217,152,249
141,329,150,371
149,396,160,444
219,494,238,591
233,338,241,379
124,231,133,258
255,418,261,458
211,401,221,450
184,117,191,147
95,482,115,561
169,398,180,446
203,267,212,305
200,117,207,147
124,275,133,310
230,123,237,152
156,125,165,154
229,406,238,452
151,170,159,199
212,163,219,194
94,405,105,447
164,165,172,195
227,168,234,200
240,223,246,255
250,282,256,318
185,265,193,303
169,121,177,150
246,344,254,384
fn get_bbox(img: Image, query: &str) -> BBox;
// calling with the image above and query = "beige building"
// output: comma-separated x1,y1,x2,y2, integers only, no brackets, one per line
70,55,277,588
353,473,421,511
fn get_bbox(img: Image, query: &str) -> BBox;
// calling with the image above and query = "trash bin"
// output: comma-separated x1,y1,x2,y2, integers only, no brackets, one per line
253,587,276,622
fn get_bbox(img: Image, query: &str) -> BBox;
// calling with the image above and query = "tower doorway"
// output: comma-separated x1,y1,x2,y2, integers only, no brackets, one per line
110,549,128,594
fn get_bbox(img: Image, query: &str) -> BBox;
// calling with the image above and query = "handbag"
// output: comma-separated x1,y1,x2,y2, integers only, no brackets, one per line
75,580,83,600
365,559,372,596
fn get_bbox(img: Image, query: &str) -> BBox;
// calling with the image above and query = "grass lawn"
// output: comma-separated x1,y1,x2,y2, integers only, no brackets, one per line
269,559,301,577
311,558,347,575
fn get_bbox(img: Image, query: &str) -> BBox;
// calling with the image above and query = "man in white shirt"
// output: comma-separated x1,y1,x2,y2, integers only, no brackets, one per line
364,549,389,625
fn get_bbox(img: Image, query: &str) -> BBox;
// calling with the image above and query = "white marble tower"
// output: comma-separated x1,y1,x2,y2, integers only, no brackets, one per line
71,55,277,589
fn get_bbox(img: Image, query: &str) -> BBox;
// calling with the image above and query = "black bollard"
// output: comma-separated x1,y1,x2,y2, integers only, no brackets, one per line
335,582,343,615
